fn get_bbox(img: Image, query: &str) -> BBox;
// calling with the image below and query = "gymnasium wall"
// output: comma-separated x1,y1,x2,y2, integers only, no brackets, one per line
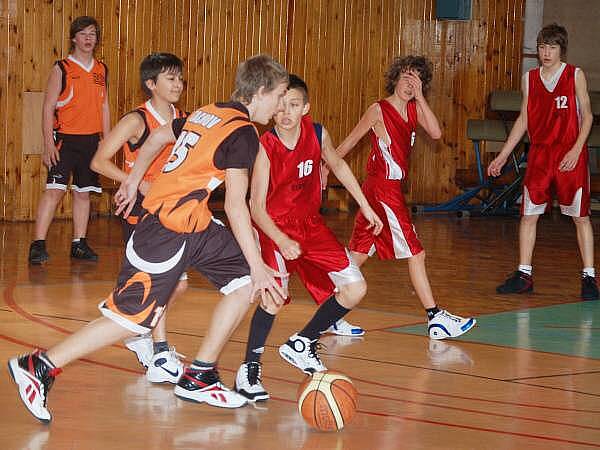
543,0,600,91
0,0,524,221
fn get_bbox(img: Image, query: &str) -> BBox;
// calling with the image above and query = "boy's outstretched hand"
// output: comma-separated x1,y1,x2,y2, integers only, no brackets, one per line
361,204,384,235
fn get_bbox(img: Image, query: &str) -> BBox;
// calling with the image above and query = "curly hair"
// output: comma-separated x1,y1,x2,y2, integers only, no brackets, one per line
385,56,433,95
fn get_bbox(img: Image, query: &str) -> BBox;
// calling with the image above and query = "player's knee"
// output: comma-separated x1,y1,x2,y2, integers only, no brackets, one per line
72,190,90,201
521,214,539,225
261,302,282,315
338,280,366,308
173,279,188,297
572,215,590,226
44,189,66,203
411,249,426,261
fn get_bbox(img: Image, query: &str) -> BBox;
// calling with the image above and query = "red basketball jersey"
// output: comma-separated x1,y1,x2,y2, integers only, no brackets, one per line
260,115,322,221
527,64,581,147
367,99,418,180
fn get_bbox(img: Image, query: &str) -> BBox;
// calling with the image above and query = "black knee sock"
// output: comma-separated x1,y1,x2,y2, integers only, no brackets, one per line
245,306,276,363
299,296,350,341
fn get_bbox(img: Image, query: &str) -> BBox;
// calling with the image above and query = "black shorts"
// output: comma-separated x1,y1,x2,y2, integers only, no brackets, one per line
46,133,101,193
121,192,146,243
100,213,251,333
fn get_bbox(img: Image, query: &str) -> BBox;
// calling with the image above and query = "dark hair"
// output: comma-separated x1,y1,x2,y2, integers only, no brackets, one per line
385,55,433,95
232,54,288,104
140,53,183,97
69,16,100,52
287,74,309,103
537,23,568,57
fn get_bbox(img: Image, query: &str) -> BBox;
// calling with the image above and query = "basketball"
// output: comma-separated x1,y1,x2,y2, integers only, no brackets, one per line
297,371,358,431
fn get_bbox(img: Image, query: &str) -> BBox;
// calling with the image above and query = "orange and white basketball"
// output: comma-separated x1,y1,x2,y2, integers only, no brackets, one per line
297,371,358,431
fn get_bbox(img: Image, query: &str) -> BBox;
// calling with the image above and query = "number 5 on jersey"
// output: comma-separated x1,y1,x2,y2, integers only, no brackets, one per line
297,160,313,178
163,130,201,173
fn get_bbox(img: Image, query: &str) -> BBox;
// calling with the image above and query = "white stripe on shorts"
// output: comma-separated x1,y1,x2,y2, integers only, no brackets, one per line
380,201,414,259
98,301,151,335
220,275,252,295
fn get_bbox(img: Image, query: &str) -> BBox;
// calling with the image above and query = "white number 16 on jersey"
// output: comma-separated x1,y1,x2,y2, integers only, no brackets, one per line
297,160,313,178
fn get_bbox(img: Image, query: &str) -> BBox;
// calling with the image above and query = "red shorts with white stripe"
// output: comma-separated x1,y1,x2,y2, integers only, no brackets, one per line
522,144,590,217
257,215,363,305
349,176,423,260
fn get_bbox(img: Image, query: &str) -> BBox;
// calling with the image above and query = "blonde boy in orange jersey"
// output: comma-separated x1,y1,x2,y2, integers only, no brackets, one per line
29,16,110,264
9,55,287,423
91,53,188,384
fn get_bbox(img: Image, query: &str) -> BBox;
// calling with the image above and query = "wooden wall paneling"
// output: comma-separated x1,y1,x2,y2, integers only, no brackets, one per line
0,1,8,220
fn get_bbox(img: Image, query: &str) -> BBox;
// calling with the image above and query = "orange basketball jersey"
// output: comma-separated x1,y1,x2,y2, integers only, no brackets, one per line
54,55,107,135
142,103,257,233
123,101,187,182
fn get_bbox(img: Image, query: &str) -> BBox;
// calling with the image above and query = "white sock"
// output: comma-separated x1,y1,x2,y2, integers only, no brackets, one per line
583,267,595,278
72,238,81,243
518,264,532,276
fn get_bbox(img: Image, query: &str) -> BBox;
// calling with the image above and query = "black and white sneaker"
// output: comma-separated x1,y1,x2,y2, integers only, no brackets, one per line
278,333,327,374
71,238,98,261
234,361,269,402
29,240,49,265
7,351,62,423
146,348,184,384
581,274,599,301
174,367,247,408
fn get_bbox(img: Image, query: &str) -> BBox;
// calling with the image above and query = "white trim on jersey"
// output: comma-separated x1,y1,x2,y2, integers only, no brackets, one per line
560,187,583,217
522,185,547,215
328,248,364,287
376,134,404,180
538,62,566,92
145,99,176,126
56,87,74,108
68,55,95,73
380,201,414,258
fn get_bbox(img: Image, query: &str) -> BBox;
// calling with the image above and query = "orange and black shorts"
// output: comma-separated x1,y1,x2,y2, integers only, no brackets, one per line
99,213,251,333
46,133,102,193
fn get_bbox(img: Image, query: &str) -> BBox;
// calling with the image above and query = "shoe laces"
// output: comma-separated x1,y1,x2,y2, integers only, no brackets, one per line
440,310,461,323
245,362,262,385
308,341,326,363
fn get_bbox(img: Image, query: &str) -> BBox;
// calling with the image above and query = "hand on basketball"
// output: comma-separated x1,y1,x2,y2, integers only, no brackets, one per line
42,142,60,168
487,154,508,177
320,162,330,190
361,205,384,235
138,180,151,196
114,179,139,218
278,236,302,260
250,263,288,307
559,148,580,172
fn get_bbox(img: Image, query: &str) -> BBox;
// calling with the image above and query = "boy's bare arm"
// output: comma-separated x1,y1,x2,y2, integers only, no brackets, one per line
41,65,62,167
250,146,301,259
559,69,593,172
488,74,529,177
336,103,379,158
322,127,383,235
91,113,143,184
226,167,286,306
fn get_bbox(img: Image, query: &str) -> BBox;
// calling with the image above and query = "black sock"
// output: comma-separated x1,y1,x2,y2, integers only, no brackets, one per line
299,296,350,341
191,359,214,370
245,306,276,363
426,306,440,320
153,341,169,354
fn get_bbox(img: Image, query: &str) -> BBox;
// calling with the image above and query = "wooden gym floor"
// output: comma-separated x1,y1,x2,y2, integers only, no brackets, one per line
0,211,599,449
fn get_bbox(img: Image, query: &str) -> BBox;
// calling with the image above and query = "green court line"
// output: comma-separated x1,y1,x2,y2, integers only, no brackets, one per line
389,302,600,359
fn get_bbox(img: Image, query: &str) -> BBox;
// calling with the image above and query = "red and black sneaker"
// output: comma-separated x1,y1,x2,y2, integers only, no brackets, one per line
496,271,533,294
174,367,247,408
7,351,62,423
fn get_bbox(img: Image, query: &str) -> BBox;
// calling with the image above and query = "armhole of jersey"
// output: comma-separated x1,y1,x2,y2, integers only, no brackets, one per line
101,61,109,88
313,122,323,149
128,110,149,150
56,60,67,97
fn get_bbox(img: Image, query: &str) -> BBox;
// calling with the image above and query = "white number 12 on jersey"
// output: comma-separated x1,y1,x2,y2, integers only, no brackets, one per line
554,95,568,109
